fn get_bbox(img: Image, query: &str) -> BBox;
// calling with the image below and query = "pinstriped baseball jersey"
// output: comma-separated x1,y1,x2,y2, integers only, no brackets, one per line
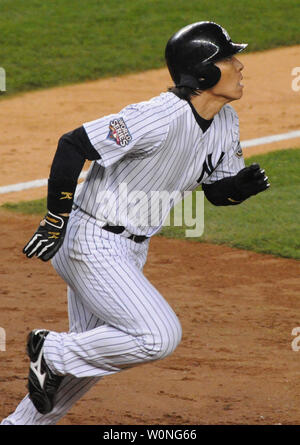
76,92,245,237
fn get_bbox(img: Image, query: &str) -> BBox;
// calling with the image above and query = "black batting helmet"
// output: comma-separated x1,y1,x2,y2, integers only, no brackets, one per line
165,21,247,90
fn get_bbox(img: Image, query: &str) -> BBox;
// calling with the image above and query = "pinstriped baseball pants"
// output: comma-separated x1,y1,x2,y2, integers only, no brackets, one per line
2,210,182,424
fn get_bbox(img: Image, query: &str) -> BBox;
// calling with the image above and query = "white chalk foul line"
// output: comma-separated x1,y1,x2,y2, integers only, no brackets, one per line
0,171,88,195
1,129,300,195
241,129,300,148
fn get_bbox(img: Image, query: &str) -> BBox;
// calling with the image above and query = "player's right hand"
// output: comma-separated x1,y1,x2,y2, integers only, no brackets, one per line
23,211,69,262
235,163,270,199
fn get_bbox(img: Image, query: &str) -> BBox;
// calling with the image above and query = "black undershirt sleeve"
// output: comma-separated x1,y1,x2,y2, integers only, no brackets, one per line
47,126,100,214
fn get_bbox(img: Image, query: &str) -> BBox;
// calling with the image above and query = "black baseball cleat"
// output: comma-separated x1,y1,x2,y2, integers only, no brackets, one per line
26,329,63,414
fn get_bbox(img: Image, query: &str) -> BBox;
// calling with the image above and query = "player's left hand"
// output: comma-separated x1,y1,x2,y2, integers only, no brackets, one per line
235,163,270,199
23,211,69,262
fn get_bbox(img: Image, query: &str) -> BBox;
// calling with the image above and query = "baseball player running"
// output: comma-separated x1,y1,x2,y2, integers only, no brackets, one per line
2,21,269,425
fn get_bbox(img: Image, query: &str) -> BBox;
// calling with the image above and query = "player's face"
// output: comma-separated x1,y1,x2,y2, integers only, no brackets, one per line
210,56,244,102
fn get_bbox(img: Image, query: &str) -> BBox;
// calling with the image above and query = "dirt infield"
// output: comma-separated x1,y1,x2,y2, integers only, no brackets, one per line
1,209,300,425
1,45,300,425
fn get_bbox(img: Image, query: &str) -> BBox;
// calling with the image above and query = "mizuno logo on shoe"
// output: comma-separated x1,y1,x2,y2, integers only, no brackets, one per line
30,347,46,389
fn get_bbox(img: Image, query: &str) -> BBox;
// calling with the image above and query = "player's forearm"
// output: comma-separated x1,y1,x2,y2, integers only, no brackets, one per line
47,141,85,214
47,126,100,214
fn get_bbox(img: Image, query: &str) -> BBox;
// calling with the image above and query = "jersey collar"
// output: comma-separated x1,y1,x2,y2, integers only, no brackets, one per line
187,100,213,133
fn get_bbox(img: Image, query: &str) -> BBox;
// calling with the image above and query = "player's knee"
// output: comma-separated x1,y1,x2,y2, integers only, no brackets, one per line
159,318,182,360
142,316,182,361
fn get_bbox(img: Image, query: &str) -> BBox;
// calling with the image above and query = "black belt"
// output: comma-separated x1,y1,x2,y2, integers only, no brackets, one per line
102,224,148,243
72,205,148,244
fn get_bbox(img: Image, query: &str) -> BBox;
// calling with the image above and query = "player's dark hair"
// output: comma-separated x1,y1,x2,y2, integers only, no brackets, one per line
167,86,200,101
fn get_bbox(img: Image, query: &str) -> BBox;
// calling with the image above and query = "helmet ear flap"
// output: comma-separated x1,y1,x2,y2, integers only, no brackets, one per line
196,64,221,90
176,64,221,90
177,73,201,89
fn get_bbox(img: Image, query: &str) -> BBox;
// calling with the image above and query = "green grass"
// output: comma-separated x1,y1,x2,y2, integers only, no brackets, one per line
161,149,300,259
2,198,47,215
0,0,299,97
2,149,300,259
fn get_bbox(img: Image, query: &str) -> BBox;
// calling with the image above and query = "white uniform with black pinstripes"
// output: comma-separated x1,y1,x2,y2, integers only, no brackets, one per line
2,92,245,425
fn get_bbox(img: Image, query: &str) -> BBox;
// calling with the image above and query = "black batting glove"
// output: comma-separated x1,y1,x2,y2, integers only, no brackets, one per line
23,211,69,262
234,163,270,200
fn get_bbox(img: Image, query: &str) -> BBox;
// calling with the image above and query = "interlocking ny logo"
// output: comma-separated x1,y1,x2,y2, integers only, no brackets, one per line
0,68,6,92
197,151,225,183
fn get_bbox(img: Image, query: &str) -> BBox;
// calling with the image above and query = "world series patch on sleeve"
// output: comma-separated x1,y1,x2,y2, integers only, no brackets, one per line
107,118,132,147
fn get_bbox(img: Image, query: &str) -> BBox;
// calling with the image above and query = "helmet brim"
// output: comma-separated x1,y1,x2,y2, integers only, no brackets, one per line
231,43,248,53
207,42,248,64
